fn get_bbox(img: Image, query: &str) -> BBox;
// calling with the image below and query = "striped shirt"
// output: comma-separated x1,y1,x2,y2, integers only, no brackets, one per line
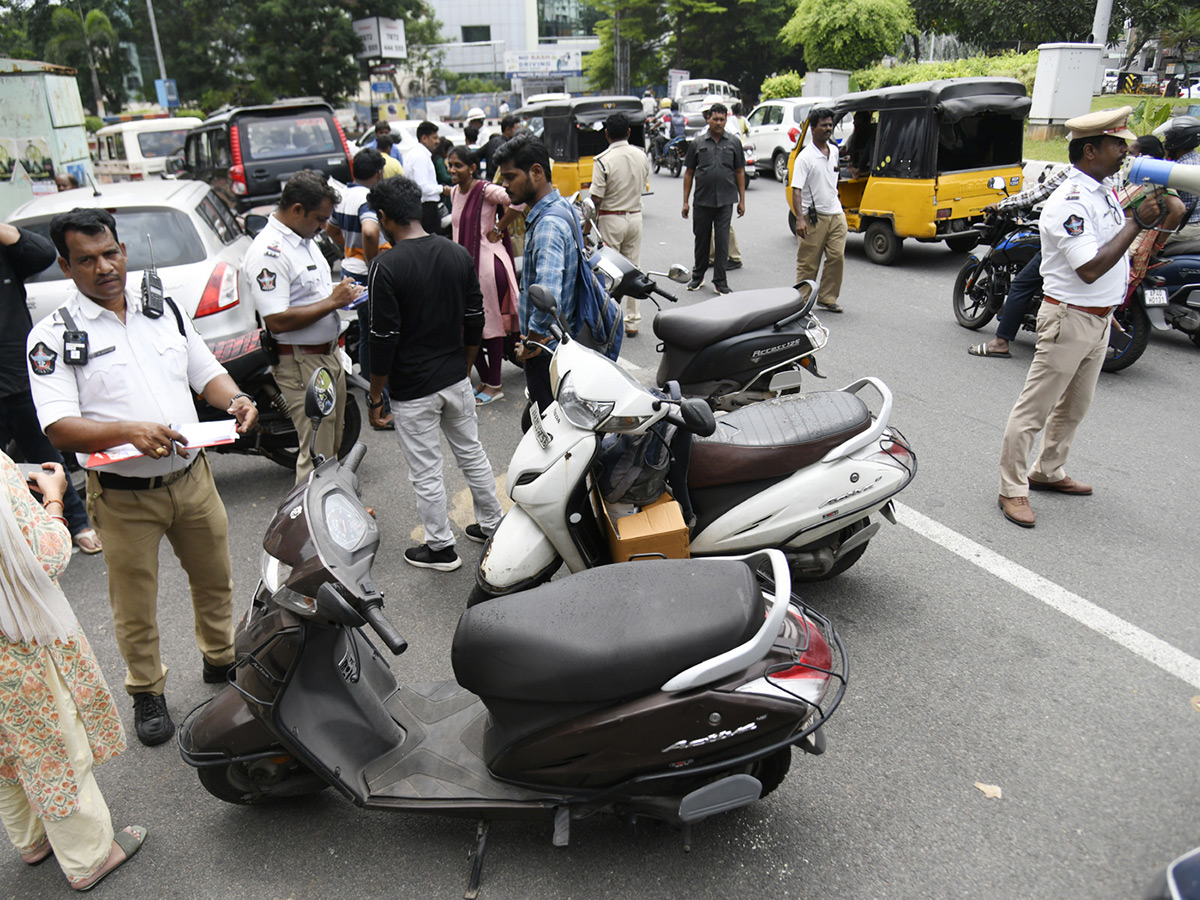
330,183,377,278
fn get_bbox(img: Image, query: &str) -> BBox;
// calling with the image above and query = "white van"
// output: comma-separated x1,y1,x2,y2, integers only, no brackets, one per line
95,116,200,182
674,78,740,102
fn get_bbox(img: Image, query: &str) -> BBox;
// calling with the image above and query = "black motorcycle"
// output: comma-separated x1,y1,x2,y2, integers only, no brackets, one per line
196,329,361,468
649,122,689,178
952,210,1151,372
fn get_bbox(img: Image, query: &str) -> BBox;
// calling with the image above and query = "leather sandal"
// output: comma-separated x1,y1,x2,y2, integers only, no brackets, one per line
70,825,147,892
21,834,52,865
73,529,103,555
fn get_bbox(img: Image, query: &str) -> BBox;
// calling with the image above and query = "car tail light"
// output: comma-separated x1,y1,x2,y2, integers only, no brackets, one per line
787,126,801,145
228,165,248,195
333,118,351,161
195,262,239,317
936,208,952,219
130,173,144,181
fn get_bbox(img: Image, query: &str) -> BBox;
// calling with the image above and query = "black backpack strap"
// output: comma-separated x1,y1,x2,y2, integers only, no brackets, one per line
164,296,186,337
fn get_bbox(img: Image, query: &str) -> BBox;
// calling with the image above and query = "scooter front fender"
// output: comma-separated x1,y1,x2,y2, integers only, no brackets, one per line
478,506,562,592
178,684,280,766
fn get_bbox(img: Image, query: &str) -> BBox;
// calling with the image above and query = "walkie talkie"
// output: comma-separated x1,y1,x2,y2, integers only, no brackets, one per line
142,234,164,318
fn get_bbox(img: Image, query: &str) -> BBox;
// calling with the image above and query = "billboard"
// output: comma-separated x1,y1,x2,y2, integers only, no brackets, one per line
504,50,583,77
354,17,406,60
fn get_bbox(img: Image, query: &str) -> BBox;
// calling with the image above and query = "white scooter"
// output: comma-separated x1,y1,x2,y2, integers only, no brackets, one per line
473,286,917,605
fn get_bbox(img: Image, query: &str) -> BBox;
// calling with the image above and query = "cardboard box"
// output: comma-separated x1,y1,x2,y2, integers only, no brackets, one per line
599,492,690,562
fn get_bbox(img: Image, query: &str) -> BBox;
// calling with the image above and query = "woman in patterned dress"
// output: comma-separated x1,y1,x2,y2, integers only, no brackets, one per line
0,451,147,891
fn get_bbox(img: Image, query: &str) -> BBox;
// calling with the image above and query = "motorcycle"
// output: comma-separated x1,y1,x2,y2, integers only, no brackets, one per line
472,285,916,603
952,206,1152,372
590,247,829,409
196,327,361,469
649,123,689,177
178,369,847,894
1138,240,1200,348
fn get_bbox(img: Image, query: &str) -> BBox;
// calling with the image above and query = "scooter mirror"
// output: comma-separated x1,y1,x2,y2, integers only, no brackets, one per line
244,214,269,238
667,264,691,284
680,397,717,437
987,176,1006,191
527,284,558,315
304,367,337,420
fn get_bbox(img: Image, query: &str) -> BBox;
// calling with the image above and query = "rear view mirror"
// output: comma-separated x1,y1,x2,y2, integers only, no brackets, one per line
680,398,716,437
667,264,691,284
987,176,1006,190
244,214,268,238
304,367,336,420
528,284,557,315
165,157,187,176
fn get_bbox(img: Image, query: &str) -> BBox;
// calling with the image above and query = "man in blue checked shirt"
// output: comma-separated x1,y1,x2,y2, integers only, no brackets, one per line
494,134,581,415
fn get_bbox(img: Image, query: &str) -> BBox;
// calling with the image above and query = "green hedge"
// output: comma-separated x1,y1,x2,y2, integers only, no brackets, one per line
760,72,807,101
853,50,1040,93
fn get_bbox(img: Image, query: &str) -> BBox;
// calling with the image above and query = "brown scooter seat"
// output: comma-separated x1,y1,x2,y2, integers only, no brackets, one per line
689,392,872,490
452,560,763,704
653,287,806,351
1158,239,1200,258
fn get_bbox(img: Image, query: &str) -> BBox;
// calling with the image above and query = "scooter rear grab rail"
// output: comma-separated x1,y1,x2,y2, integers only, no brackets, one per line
660,549,791,692
819,377,894,463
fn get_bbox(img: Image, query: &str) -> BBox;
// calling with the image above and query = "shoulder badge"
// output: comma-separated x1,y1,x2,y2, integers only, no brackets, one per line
29,341,57,375
1063,214,1085,237
257,268,277,292
264,243,281,258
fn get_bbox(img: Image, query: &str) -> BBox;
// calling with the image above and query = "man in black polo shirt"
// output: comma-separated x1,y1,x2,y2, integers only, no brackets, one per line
365,177,503,572
681,101,745,294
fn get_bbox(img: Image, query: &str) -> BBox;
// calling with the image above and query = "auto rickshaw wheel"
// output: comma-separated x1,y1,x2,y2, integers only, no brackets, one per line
863,221,903,266
787,210,797,235
945,233,979,253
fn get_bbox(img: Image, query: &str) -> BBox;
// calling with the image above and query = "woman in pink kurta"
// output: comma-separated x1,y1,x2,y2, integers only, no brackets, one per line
448,145,523,404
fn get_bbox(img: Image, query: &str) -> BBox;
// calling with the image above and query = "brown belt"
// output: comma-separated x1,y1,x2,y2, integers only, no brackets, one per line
598,210,640,216
1044,298,1113,317
277,340,339,355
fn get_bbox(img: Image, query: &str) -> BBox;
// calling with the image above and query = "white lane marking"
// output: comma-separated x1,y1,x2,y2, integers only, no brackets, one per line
894,501,1200,690
616,356,641,372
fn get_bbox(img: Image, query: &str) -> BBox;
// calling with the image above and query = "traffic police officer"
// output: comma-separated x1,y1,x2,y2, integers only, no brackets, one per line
997,107,1159,527
243,170,364,482
26,207,259,745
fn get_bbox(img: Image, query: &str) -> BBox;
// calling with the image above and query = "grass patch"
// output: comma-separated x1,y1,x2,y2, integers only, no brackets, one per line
1023,94,1200,162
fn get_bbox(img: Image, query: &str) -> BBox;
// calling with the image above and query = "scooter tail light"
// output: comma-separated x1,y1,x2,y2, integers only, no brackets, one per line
736,607,833,706
195,262,240,318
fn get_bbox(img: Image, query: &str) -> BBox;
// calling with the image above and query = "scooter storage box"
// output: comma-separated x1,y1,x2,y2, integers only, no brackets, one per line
599,493,690,562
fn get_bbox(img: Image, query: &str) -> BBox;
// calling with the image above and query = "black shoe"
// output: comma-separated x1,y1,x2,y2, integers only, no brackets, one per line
202,657,234,684
132,693,174,746
404,544,462,572
465,523,491,544
726,259,743,270
687,278,704,291
714,283,732,294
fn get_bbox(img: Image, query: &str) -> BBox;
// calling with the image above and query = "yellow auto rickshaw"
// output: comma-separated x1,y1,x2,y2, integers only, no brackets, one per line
786,78,1030,265
514,95,645,195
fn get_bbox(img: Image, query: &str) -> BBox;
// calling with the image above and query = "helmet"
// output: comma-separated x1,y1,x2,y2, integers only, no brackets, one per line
1163,116,1200,153
466,107,486,121
660,97,672,110
643,88,653,97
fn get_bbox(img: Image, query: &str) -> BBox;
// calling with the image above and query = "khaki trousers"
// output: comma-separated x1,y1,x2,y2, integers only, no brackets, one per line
598,212,644,325
708,225,741,264
86,452,235,695
273,349,345,483
795,212,847,307
0,658,114,880
998,302,1110,497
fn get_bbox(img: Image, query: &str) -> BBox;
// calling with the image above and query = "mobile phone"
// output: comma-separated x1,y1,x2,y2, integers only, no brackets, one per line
18,463,45,482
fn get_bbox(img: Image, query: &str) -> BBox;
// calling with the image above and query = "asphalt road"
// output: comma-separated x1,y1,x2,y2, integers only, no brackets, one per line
5,165,1199,900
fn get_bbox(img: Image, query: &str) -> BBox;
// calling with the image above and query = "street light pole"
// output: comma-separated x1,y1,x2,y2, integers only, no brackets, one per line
145,0,167,82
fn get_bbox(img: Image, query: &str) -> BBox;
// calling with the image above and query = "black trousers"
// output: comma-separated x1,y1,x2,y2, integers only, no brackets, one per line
421,201,444,236
692,204,732,287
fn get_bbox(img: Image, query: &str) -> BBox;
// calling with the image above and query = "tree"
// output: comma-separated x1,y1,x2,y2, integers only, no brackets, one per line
780,0,915,72
1165,8,1200,87
0,0,36,59
44,6,118,114
584,0,668,92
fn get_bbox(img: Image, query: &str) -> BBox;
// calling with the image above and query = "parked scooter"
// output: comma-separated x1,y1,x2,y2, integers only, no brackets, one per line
952,194,1151,372
473,286,915,602
195,328,361,469
1139,241,1200,348
178,368,848,893
591,247,829,409
1146,845,1200,899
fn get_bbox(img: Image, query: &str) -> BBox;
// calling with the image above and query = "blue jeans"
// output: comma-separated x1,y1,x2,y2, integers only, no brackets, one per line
0,388,91,535
996,251,1042,342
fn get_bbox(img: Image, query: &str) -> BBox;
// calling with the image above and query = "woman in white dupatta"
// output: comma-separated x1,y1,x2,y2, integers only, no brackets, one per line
0,451,147,891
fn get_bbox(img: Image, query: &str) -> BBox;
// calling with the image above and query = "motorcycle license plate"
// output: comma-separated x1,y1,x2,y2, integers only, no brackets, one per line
1144,288,1169,307
530,406,552,449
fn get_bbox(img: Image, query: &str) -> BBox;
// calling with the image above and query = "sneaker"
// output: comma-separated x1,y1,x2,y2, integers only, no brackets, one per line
726,259,743,270
687,278,704,291
714,284,732,294
404,544,462,572
465,523,492,544
132,692,174,746
202,657,234,684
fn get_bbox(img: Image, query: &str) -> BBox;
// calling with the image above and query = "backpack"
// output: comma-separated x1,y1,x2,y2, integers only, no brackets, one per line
539,203,623,362
596,417,678,506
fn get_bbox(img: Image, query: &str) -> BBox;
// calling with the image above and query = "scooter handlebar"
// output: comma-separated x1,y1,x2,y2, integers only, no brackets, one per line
344,441,367,474
652,286,680,303
363,602,407,656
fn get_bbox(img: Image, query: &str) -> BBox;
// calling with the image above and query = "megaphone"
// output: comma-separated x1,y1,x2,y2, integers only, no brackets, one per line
1129,157,1200,194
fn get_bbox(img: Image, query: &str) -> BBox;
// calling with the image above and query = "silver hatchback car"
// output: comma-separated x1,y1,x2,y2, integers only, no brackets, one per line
7,180,259,343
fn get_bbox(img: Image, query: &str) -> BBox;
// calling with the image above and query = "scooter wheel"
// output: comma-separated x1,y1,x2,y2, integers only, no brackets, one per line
198,761,327,805
750,747,792,797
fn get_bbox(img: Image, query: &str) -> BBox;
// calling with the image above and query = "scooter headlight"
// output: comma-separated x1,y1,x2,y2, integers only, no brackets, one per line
261,549,293,594
557,372,614,429
324,492,367,551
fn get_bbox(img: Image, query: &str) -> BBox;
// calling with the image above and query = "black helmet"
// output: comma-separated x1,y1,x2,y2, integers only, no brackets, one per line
1163,116,1200,153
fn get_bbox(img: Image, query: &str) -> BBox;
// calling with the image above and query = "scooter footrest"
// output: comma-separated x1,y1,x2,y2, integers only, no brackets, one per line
678,774,762,823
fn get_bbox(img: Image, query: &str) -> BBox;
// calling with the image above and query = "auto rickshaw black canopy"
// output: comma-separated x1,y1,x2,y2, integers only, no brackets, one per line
829,78,1031,179
515,96,645,163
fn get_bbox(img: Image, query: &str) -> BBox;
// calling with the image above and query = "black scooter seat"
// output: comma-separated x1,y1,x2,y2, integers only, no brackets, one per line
689,392,872,489
653,287,806,351
1157,239,1200,258
452,560,764,704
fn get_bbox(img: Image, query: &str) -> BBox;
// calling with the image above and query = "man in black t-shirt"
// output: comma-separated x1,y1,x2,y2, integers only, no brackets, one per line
365,177,504,572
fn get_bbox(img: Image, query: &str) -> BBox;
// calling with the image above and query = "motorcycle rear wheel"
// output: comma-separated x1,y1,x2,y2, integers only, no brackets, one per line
1102,302,1151,372
669,154,681,177
652,155,661,174
261,394,363,469
952,258,997,330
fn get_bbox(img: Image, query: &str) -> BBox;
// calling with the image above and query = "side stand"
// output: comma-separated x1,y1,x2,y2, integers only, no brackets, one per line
464,820,491,899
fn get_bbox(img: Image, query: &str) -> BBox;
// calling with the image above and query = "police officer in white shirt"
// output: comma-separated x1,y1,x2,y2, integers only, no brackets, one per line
243,171,364,482
26,207,258,746
997,106,1159,528
401,121,452,235
790,106,847,313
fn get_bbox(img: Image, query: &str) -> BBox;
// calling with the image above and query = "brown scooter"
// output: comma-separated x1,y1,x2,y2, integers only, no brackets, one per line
178,368,847,893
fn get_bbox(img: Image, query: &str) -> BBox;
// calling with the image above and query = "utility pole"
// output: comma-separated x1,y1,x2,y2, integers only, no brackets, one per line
613,9,630,95
145,0,167,83
1091,0,1115,94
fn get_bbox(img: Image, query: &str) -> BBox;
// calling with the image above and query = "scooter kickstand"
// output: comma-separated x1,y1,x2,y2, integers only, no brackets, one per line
465,820,490,900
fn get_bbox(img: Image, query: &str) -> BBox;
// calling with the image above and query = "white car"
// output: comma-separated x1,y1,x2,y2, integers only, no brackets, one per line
7,180,258,344
746,96,838,182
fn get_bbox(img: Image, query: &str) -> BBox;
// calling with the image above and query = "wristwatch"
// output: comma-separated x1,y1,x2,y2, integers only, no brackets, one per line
227,392,256,409
367,395,386,410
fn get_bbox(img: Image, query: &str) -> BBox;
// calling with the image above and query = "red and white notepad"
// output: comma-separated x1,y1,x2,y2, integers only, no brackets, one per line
86,421,240,468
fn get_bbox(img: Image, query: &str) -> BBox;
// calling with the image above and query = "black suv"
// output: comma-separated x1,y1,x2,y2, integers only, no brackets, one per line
174,100,351,211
